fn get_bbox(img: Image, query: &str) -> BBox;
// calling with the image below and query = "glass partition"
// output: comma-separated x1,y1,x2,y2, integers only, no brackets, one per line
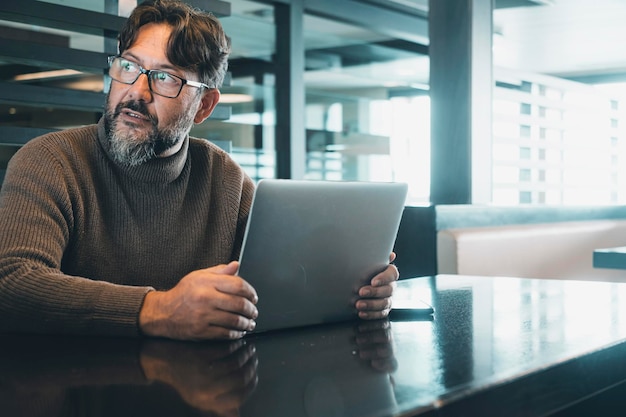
0,0,122,181
302,13,430,203
191,0,278,182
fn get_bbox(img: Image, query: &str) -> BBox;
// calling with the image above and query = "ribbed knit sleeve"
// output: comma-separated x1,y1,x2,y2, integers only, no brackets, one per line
0,128,152,336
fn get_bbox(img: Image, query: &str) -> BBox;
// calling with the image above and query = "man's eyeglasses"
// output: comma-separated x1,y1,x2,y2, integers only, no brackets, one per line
107,56,212,99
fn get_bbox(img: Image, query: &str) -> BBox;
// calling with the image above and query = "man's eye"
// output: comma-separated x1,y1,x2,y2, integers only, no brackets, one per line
153,71,178,85
119,59,137,72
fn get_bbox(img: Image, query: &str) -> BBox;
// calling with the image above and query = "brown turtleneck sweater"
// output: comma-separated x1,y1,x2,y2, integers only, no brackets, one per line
0,118,254,336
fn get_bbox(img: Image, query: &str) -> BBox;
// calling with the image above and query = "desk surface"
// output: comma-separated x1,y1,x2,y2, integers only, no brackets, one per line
3,274,626,416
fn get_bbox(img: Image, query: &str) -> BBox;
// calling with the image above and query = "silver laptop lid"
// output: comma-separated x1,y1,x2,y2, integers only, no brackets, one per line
237,179,408,333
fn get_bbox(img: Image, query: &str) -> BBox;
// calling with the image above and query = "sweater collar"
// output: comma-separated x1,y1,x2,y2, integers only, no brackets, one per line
96,117,189,184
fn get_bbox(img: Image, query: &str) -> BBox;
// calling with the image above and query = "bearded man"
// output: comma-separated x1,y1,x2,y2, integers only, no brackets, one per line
0,0,398,340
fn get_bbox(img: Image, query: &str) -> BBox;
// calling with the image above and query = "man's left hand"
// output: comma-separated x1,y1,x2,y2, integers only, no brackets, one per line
355,253,398,320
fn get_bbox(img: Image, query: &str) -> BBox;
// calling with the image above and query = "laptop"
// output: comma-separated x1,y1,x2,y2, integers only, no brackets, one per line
237,179,408,333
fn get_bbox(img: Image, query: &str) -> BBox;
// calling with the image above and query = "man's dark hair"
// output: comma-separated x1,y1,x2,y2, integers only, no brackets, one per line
118,0,231,88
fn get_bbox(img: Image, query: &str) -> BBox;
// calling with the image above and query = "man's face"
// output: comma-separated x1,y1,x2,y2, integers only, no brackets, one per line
104,23,204,167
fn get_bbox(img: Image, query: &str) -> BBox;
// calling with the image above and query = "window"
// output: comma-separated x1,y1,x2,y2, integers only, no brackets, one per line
519,168,531,182
520,125,531,138
492,71,624,206
538,148,546,160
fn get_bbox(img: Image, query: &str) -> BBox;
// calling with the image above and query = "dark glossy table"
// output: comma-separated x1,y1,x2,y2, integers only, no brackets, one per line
3,274,626,416
594,246,626,269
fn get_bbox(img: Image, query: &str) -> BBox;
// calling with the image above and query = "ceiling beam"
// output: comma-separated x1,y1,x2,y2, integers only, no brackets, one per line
0,38,109,73
0,0,124,37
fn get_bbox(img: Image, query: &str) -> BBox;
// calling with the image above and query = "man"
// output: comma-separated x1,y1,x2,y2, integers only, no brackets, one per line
0,0,398,341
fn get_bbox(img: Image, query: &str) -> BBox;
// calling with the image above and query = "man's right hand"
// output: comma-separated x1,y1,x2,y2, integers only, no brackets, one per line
139,261,258,340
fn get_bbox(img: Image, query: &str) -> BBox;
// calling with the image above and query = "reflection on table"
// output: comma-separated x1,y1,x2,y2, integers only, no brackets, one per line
3,274,626,416
0,318,397,417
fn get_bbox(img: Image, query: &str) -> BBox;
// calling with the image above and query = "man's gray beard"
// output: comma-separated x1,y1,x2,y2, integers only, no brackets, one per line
104,97,194,167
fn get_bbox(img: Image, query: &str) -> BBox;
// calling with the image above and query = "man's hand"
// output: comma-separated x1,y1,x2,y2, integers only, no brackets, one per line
355,253,399,320
139,261,258,340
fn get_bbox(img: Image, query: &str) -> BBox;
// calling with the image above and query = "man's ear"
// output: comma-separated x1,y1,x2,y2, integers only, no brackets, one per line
193,89,220,124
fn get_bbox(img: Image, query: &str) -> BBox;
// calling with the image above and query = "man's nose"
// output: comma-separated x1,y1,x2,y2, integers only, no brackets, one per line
126,72,153,102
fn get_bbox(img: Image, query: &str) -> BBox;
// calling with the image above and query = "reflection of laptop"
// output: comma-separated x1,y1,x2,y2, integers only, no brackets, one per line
240,322,398,417
237,179,408,333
